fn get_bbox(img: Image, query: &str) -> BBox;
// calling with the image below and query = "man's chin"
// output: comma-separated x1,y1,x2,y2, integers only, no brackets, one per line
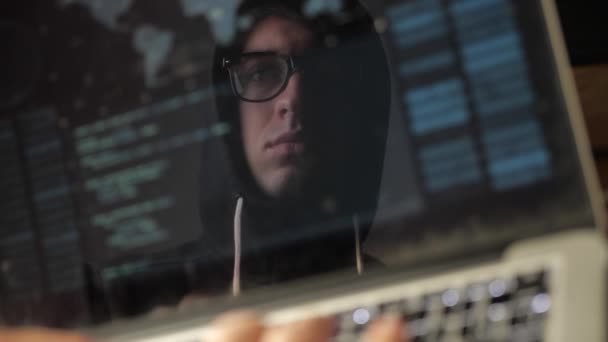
262,167,307,199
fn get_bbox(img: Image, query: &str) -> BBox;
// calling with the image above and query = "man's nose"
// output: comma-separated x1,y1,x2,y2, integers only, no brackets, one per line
274,73,302,123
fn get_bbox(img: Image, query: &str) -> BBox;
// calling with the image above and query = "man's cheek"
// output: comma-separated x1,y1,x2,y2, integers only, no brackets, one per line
241,116,260,149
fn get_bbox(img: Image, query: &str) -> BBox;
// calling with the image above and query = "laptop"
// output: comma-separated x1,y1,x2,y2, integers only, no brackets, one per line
1,0,605,341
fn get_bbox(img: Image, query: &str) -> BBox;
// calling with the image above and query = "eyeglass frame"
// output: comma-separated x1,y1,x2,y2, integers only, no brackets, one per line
222,51,302,103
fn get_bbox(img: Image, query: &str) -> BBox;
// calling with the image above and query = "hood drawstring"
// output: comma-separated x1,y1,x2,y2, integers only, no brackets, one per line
353,215,364,275
230,197,365,296
232,196,243,297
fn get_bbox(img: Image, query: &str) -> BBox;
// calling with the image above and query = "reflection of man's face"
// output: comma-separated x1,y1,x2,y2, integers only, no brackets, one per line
239,17,315,198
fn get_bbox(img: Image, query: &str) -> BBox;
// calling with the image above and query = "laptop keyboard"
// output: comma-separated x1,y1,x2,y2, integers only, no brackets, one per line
333,269,550,342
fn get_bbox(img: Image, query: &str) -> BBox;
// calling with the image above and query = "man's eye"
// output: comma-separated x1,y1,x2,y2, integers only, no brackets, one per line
250,69,267,81
244,66,280,83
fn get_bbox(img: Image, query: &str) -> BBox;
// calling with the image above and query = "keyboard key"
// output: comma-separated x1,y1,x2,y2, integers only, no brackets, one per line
338,311,357,333
487,302,513,323
424,308,443,336
425,292,444,312
408,318,429,338
403,297,426,320
489,278,516,303
379,300,403,315
443,311,466,334
333,331,358,342
511,322,539,342
438,333,465,342
525,317,545,340
442,288,462,308
513,294,535,320
466,282,488,302
530,293,551,315
465,297,489,327
484,319,512,341
349,306,380,334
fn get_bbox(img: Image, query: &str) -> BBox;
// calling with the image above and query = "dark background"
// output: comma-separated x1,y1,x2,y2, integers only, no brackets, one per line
555,1,608,65
555,1,608,223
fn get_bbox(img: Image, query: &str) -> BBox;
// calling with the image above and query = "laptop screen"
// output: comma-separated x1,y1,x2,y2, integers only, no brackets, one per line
0,0,595,327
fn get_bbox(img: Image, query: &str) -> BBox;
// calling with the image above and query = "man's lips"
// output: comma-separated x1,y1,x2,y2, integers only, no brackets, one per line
265,131,304,149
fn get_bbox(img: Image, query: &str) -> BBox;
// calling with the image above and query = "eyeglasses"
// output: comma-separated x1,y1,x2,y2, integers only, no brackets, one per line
222,52,301,103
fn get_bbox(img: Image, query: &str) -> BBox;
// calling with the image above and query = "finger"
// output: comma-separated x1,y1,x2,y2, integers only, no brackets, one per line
207,310,264,342
261,316,336,342
177,294,209,312
146,305,174,319
362,315,408,342
0,328,97,342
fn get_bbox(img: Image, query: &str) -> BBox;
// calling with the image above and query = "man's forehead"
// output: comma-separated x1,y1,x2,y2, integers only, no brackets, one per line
243,16,314,54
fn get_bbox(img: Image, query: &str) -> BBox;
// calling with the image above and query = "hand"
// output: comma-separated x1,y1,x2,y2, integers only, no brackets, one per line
208,310,408,342
0,328,97,342
0,311,409,342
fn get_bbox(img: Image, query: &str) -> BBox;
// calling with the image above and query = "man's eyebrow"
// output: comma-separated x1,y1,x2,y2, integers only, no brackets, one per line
241,50,278,54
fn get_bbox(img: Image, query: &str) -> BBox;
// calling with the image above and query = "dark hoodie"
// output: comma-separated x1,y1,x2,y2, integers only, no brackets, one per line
192,0,392,296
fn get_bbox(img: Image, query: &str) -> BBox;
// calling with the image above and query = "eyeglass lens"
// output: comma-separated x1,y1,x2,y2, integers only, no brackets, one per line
232,55,290,101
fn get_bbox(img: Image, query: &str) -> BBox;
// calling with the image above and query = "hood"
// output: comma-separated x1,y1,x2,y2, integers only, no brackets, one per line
195,0,392,293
